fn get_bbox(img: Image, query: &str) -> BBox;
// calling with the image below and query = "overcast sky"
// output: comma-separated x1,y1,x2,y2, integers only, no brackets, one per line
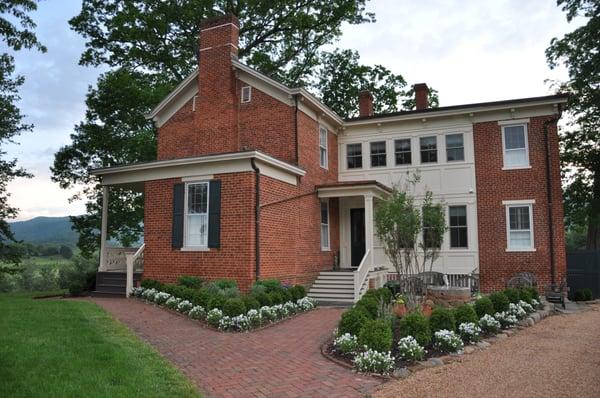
5,0,581,221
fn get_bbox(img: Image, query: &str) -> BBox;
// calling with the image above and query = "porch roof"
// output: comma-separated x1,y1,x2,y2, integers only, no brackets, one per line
316,180,392,199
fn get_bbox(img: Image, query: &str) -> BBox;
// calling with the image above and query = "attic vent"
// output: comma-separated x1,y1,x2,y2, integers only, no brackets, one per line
241,86,252,103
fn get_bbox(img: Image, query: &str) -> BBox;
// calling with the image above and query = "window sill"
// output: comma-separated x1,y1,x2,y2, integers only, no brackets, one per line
502,165,532,170
181,246,210,252
505,248,536,252
321,247,331,252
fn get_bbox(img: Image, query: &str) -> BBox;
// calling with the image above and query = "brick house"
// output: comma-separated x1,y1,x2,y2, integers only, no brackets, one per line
91,15,567,303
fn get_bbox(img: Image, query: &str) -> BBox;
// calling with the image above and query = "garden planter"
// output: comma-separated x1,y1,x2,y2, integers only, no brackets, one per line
421,303,433,317
393,303,407,317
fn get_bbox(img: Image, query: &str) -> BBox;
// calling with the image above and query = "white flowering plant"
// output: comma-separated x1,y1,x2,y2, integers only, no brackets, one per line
283,302,298,315
154,291,171,305
531,298,540,309
131,287,145,297
397,336,425,361
518,300,534,314
219,315,250,331
333,333,359,355
494,311,518,329
177,300,193,314
165,296,182,310
478,314,501,334
508,303,527,320
246,309,262,328
141,288,158,301
188,305,206,320
353,349,395,375
458,322,481,343
296,297,317,311
206,308,224,327
433,329,464,353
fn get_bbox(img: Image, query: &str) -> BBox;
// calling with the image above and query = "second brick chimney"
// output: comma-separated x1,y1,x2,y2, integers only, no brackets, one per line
414,83,429,110
359,90,374,117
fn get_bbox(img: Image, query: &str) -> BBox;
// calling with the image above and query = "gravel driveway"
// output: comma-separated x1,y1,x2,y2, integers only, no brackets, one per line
374,304,600,398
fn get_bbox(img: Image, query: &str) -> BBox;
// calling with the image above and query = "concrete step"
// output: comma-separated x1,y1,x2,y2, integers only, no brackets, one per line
90,290,125,298
308,292,354,300
310,284,354,291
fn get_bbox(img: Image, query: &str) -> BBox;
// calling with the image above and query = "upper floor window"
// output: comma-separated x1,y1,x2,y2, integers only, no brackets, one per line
420,136,437,163
504,201,534,251
185,182,209,247
319,126,328,169
370,141,387,167
502,124,529,168
347,143,362,169
320,200,330,250
241,86,252,103
395,139,412,165
449,205,468,248
446,134,464,162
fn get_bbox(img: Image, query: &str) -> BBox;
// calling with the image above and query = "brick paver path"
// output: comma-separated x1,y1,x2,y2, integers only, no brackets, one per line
91,298,382,397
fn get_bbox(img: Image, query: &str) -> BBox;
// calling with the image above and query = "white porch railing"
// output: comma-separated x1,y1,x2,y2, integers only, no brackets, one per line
99,247,139,272
125,244,145,297
354,249,372,302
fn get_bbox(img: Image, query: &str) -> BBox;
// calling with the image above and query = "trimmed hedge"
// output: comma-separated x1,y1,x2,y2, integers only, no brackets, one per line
453,303,478,325
398,311,431,347
503,288,521,304
242,295,261,311
574,288,593,301
338,307,370,336
289,285,306,301
363,288,393,305
178,275,202,289
474,296,495,318
517,288,533,304
489,292,510,313
429,307,456,332
222,298,247,317
355,296,380,319
357,319,393,352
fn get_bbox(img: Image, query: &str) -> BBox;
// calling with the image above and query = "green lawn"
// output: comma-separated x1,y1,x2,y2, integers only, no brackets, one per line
0,293,201,398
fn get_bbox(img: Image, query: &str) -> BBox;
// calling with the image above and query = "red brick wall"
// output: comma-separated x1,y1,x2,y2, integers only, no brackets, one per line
143,172,256,291
474,115,566,292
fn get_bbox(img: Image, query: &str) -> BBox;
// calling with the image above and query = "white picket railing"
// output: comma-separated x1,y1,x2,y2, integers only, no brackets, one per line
125,244,145,298
100,247,138,272
353,249,372,302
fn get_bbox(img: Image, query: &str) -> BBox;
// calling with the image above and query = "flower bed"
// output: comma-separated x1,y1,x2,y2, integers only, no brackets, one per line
131,284,317,332
325,287,551,377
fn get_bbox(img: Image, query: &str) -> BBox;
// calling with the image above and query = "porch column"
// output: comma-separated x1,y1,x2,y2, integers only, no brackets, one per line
99,185,109,271
364,194,374,268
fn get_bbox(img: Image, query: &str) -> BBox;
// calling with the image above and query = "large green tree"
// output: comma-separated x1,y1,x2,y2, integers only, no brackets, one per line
54,1,437,255
546,0,599,249
0,0,45,271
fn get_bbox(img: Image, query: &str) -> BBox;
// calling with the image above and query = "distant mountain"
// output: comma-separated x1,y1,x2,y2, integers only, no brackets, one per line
9,216,78,246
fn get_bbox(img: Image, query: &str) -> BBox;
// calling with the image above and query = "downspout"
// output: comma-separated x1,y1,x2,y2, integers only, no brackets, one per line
543,109,561,285
294,94,299,165
251,158,261,281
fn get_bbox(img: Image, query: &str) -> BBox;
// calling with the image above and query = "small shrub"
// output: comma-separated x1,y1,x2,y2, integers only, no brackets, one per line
222,298,247,317
165,296,181,310
68,280,85,297
242,295,261,311
574,288,593,301
489,292,510,313
397,336,425,361
154,292,171,305
268,291,284,305
518,300,534,314
355,296,380,319
429,307,456,332
333,333,359,354
259,306,278,322
503,288,521,304
433,329,464,353
358,319,393,352
288,285,306,300
252,279,283,294
246,309,262,328
458,322,481,343
177,300,193,314
254,292,272,307
474,296,495,318
508,302,526,319
494,311,518,328
399,311,431,347
206,279,239,298
141,279,163,290
206,308,224,327
188,306,206,320
525,287,539,301
353,349,394,375
178,275,202,289
453,304,478,325
478,314,501,334
363,288,392,305
338,307,370,336
207,294,226,310
191,288,212,308
296,297,316,311
517,288,533,304
280,288,293,303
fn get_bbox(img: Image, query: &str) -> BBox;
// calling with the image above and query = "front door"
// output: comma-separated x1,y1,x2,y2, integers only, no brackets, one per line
350,208,366,267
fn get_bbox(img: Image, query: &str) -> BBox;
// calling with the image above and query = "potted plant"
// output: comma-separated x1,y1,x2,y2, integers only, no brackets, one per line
421,299,434,317
392,294,408,317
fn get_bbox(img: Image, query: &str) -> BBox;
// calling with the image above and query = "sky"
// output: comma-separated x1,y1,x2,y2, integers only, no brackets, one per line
5,0,581,221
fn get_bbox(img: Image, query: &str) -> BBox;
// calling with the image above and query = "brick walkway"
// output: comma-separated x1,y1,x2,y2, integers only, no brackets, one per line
91,298,381,398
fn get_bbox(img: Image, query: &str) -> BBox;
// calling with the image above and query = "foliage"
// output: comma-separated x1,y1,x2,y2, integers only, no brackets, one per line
517,288,533,304
164,296,181,310
355,296,381,319
267,291,285,305
242,295,261,311
503,288,521,304
357,319,393,352
363,287,393,305
458,322,481,343
398,311,431,347
140,278,162,290
353,349,395,375
288,285,306,301
254,291,272,307
374,175,446,308
178,275,202,289
333,333,359,355
474,296,496,318
338,307,370,336
525,287,540,302
251,279,283,295
518,300,535,314
59,255,98,296
494,311,518,329
205,279,239,298
433,329,464,353
176,300,193,314
222,298,247,317
478,314,501,334
489,292,510,313
429,307,456,333
546,0,600,248
453,304,478,325
397,336,425,361
573,288,593,301
206,308,224,327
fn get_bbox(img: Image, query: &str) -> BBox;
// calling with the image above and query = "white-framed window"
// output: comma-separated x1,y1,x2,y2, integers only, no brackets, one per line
420,136,437,163
449,205,468,248
320,200,330,250
319,126,328,169
446,133,464,162
395,138,411,165
502,124,529,168
184,182,209,248
241,86,252,103
504,200,535,251
347,143,362,169
370,141,387,167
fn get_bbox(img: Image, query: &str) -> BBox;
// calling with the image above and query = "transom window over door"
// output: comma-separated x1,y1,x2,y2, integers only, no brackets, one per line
502,124,529,168
446,134,464,162
449,205,468,248
319,126,328,169
370,141,387,167
505,202,534,251
185,182,209,247
347,143,362,169
420,136,437,163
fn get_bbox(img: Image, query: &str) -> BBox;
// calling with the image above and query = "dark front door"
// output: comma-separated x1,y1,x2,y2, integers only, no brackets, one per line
350,208,366,267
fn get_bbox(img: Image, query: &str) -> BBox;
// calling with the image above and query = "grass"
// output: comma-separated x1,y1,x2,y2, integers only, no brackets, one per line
0,292,201,398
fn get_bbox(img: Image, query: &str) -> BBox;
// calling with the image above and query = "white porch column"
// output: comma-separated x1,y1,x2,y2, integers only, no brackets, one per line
99,185,109,271
364,194,374,268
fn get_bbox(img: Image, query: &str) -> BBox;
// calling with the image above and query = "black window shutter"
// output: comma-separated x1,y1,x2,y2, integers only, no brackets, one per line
208,180,221,248
172,183,185,249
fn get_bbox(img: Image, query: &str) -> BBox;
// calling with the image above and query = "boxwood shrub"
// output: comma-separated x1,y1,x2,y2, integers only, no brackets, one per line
489,292,510,313
474,296,495,318
207,294,227,310
289,285,306,301
429,307,456,332
338,307,370,336
517,288,533,304
357,319,393,352
503,288,521,304
453,303,478,325
242,295,261,311
524,287,540,301
363,288,392,305
222,298,247,317
398,311,431,347
254,292,272,307
268,291,284,305
574,288,593,301
141,278,163,290
355,296,380,319
178,275,202,289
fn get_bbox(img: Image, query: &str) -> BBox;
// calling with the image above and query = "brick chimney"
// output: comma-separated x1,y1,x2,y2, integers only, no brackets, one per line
414,83,429,110
195,14,240,155
359,90,374,117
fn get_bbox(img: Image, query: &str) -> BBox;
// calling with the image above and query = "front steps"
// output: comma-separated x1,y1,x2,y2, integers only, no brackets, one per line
92,271,142,297
308,270,368,305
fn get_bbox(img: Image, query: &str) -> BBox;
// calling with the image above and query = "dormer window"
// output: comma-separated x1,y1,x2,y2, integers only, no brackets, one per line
241,86,252,103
